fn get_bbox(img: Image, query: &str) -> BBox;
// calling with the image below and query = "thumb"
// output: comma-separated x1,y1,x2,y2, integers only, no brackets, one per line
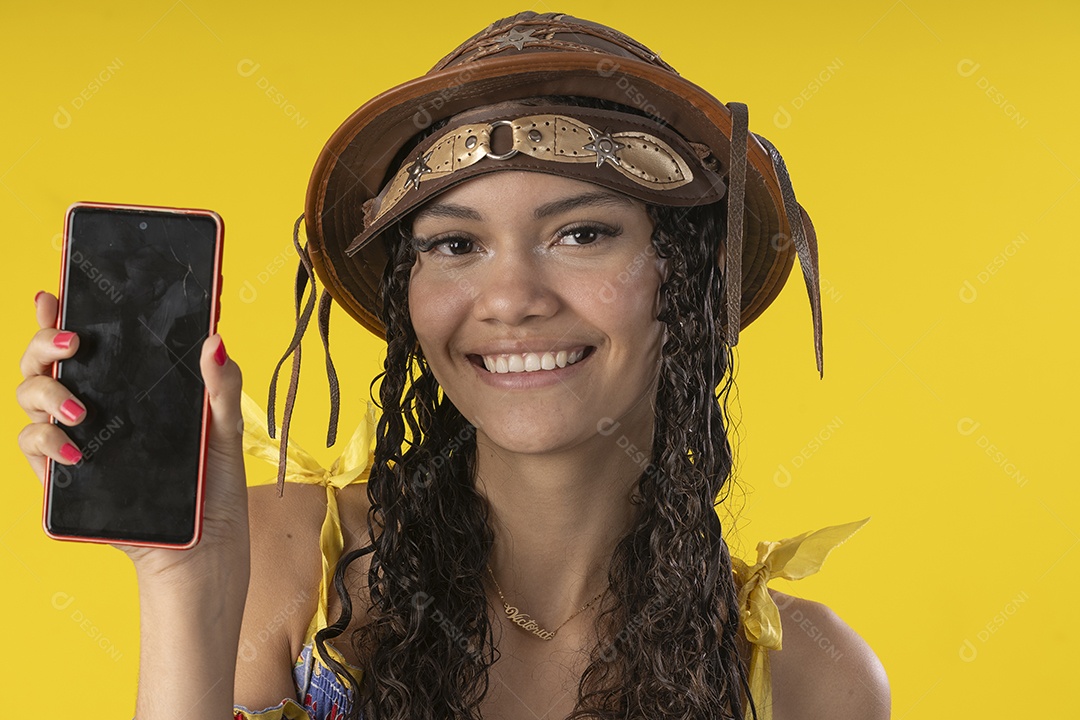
200,334,243,451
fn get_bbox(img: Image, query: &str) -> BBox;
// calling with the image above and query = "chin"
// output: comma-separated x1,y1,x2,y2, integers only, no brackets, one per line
475,419,586,456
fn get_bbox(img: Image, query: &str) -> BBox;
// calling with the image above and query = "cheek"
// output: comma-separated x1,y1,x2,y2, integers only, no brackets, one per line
408,263,468,358
592,256,667,331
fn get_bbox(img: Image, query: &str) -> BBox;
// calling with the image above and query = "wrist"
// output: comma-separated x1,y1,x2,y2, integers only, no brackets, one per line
132,528,250,586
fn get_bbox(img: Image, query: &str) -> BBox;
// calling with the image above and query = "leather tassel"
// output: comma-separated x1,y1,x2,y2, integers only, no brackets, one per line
266,214,342,496
317,288,341,448
754,136,824,378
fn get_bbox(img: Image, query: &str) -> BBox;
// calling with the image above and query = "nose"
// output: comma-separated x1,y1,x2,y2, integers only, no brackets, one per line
471,244,560,325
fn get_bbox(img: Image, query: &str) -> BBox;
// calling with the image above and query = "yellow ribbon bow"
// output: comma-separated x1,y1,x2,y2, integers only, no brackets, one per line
730,517,871,720
240,390,377,648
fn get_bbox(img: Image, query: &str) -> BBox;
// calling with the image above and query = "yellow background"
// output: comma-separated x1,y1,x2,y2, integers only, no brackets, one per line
3,0,1075,715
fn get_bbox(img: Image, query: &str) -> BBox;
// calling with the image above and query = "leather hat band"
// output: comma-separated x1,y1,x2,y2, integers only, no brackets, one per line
345,102,728,256
374,113,702,222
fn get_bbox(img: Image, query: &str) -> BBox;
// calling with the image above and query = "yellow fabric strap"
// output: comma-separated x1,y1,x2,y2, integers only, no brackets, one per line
240,390,377,644
731,517,870,720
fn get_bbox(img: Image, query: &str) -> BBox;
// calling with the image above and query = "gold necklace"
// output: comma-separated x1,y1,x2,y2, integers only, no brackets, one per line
486,563,607,641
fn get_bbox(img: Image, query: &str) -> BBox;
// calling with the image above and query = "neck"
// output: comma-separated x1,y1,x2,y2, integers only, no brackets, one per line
475,418,653,636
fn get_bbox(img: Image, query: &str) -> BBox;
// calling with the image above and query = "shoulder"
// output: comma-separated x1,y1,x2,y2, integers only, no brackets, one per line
766,588,891,720
246,482,329,613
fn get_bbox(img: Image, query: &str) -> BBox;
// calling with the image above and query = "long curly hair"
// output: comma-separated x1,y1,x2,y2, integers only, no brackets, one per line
315,96,757,720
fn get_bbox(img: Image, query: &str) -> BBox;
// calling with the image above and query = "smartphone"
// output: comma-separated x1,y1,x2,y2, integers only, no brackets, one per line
43,202,224,548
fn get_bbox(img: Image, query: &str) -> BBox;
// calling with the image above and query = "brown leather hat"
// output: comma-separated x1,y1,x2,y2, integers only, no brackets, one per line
269,11,823,486
303,10,822,371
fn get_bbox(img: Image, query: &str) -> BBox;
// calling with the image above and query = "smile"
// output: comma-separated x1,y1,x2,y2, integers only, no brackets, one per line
471,347,593,374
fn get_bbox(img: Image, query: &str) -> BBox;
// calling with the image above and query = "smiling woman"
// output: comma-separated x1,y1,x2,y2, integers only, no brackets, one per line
15,9,887,720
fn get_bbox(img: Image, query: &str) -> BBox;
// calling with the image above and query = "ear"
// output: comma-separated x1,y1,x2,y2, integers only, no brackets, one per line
653,254,670,319
657,254,671,284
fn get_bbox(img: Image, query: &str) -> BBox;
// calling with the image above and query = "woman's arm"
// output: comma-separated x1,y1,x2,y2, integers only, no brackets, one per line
127,333,253,717
17,294,254,718
135,560,250,717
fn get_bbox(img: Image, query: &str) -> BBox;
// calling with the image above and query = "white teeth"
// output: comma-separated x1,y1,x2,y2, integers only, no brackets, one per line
479,348,589,374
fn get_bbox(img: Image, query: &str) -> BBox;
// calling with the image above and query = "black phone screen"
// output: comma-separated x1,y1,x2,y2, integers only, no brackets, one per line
46,206,220,545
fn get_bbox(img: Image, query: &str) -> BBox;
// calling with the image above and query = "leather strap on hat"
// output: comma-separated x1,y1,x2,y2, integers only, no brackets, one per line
755,134,823,377
345,102,728,257
725,103,748,351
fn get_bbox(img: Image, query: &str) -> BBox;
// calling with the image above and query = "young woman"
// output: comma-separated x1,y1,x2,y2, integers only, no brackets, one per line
17,11,889,720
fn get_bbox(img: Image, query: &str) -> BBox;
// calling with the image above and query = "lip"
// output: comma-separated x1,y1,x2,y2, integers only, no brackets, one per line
466,346,596,389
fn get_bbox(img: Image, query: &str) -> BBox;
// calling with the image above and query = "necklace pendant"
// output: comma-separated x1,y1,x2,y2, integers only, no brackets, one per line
502,603,556,641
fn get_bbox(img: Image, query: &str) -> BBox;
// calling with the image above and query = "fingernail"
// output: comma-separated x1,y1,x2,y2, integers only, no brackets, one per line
60,443,83,464
213,337,228,366
60,398,86,422
53,331,75,349
34,290,45,305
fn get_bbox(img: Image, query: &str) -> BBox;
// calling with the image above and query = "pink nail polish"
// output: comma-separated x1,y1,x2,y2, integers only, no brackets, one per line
60,443,83,464
53,331,75,349
60,398,85,422
34,290,45,305
213,337,228,366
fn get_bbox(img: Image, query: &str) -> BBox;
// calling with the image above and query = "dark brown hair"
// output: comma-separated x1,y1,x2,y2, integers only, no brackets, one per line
315,96,757,720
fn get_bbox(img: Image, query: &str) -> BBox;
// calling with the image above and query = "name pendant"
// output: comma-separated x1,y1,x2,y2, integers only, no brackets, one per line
502,603,556,641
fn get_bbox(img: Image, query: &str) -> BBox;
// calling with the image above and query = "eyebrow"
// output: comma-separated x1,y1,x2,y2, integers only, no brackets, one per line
533,191,636,219
411,190,636,224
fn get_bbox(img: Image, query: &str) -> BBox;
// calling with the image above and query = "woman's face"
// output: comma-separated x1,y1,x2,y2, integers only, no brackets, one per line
408,170,667,455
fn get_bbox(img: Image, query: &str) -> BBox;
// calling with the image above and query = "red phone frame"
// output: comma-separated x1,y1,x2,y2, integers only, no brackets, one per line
42,201,224,549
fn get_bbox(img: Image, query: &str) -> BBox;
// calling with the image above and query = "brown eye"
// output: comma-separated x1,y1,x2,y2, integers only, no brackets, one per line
557,223,619,246
567,228,599,244
415,235,476,256
438,237,475,255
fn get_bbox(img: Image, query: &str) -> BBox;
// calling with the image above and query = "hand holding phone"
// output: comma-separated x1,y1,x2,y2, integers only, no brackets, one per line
18,207,254,718
16,204,250,576
19,296,250,577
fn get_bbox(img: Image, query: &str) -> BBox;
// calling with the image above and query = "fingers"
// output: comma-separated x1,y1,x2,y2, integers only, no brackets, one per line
18,291,86,424
20,292,79,379
16,374,88,425
34,290,58,330
17,291,84,485
200,335,243,450
17,421,84,485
